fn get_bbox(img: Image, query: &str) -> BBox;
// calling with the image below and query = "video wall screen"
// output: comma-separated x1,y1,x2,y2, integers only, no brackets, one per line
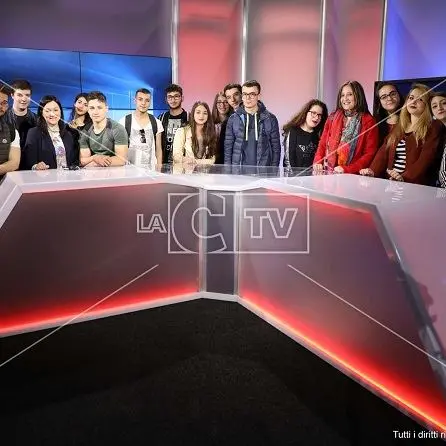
0,48,81,109
0,47,172,115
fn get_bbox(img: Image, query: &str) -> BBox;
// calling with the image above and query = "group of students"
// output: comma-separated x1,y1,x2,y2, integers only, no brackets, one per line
284,80,446,187
0,78,445,188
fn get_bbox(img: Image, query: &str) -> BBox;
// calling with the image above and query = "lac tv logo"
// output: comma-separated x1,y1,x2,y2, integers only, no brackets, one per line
140,192,310,254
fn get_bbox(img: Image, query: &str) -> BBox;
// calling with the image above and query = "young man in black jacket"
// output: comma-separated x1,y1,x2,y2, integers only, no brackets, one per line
4,79,37,169
0,84,20,179
158,84,188,164
224,80,280,167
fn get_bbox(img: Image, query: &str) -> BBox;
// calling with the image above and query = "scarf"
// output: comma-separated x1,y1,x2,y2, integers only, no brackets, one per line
325,110,362,169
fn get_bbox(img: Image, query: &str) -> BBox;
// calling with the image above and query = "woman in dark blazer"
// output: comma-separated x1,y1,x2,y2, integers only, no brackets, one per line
23,95,78,170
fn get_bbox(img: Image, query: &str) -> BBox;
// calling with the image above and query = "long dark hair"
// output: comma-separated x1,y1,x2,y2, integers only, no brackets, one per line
373,82,403,146
69,92,92,126
336,80,370,114
387,83,432,148
282,99,328,137
37,95,66,134
212,92,230,124
189,101,217,159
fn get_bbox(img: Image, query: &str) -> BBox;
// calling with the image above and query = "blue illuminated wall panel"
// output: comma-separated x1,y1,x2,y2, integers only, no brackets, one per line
383,0,446,80
80,52,171,111
0,48,81,109
0,48,171,113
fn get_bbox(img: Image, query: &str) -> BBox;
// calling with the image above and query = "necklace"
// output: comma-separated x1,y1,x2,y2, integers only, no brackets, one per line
48,125,60,135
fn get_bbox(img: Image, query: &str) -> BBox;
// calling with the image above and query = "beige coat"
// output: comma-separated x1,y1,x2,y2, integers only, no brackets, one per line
172,126,215,165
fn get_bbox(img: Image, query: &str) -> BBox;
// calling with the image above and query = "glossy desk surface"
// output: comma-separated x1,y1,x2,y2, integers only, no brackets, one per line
1,165,445,431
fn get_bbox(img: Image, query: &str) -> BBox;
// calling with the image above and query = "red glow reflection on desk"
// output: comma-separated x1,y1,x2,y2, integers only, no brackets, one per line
0,284,197,336
242,295,446,432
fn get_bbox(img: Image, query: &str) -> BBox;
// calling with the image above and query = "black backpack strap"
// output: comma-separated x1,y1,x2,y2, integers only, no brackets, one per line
159,112,168,130
124,114,132,139
148,114,158,134
9,123,15,144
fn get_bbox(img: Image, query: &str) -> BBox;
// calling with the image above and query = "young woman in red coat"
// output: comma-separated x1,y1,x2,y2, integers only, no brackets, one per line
313,80,378,174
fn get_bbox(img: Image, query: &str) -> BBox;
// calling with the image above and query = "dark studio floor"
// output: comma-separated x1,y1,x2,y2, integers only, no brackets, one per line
0,299,442,446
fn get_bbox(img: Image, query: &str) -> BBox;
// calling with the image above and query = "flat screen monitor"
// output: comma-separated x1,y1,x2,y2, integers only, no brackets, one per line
80,52,171,111
0,47,81,109
0,47,171,114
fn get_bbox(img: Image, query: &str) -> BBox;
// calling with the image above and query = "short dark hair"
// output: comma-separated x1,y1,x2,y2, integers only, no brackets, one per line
0,82,13,96
11,79,32,93
165,84,183,96
135,88,151,97
242,80,261,94
223,83,242,95
87,91,107,104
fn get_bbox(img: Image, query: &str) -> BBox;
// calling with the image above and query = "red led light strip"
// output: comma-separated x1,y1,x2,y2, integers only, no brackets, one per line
242,298,446,433
0,292,198,336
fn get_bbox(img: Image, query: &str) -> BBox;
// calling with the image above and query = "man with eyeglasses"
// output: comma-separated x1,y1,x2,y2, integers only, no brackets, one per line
0,84,20,180
224,80,280,167
119,88,163,169
158,84,188,164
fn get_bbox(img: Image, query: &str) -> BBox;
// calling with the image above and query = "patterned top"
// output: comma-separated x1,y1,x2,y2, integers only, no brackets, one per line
51,133,67,169
392,139,406,173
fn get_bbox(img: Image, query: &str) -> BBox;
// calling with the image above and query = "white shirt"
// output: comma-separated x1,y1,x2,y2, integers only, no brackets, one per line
11,130,19,148
119,113,163,169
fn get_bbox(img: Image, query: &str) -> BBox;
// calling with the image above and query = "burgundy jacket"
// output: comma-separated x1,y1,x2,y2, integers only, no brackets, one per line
369,120,444,185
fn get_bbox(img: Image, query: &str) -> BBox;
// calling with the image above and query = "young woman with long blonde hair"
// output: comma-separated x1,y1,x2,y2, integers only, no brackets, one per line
361,84,443,185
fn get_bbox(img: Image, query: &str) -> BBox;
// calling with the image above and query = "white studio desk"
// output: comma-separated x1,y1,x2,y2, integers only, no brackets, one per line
1,164,445,432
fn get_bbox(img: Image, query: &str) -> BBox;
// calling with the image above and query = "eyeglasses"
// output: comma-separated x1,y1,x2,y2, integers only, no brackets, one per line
379,90,398,101
139,129,146,144
167,94,181,100
242,92,258,99
308,110,322,119
216,101,228,105
0,100,8,107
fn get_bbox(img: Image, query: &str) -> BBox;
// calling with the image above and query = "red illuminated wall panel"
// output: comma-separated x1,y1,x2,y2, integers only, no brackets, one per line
246,0,322,129
178,0,242,112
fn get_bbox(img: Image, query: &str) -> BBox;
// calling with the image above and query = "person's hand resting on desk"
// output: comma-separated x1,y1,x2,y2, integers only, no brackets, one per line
182,156,196,165
333,166,344,174
32,161,50,170
90,154,112,167
359,168,374,176
312,163,324,175
387,169,404,181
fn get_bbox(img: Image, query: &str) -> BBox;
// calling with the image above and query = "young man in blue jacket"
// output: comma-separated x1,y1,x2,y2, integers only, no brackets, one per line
224,80,280,166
